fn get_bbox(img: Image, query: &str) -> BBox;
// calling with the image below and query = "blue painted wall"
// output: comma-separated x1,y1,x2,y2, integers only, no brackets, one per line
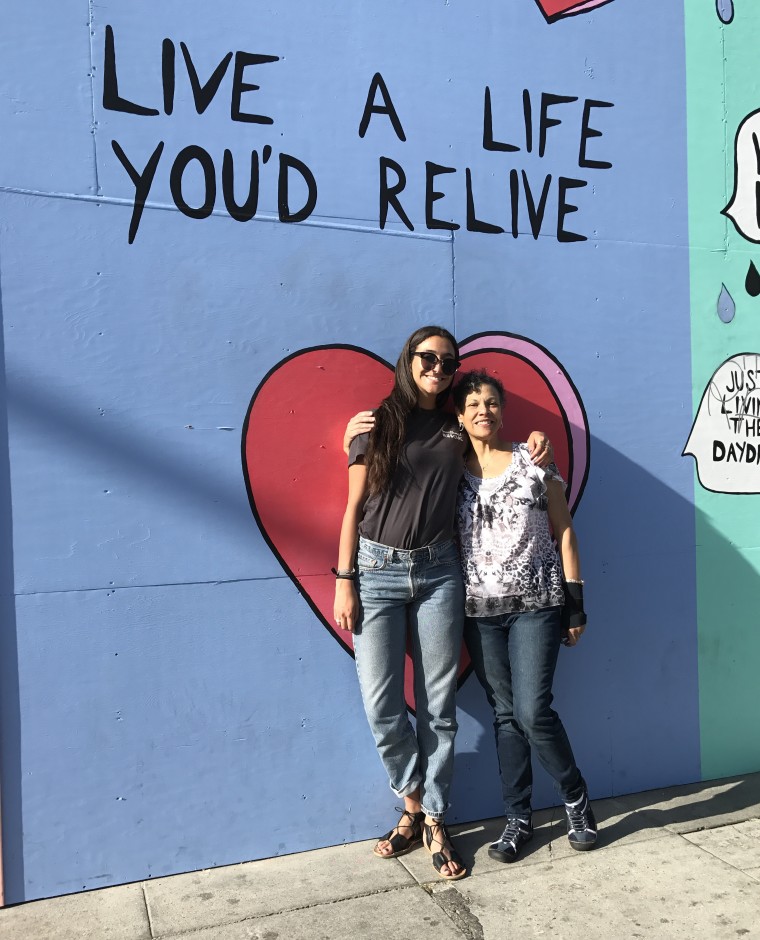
0,0,699,902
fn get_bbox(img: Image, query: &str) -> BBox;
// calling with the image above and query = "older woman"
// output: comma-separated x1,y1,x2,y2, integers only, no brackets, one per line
452,369,596,862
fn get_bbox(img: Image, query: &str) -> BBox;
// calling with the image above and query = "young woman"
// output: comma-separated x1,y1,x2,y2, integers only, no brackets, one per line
452,369,596,862
334,328,551,880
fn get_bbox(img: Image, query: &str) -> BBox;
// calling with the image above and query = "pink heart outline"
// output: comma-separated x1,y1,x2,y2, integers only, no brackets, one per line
458,332,590,514
242,333,590,711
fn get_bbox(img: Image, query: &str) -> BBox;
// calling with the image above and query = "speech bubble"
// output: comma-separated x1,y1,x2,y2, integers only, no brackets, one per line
723,108,760,243
683,353,760,493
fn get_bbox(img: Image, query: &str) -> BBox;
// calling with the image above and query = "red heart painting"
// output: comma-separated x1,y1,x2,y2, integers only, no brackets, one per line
534,0,615,22
242,333,589,711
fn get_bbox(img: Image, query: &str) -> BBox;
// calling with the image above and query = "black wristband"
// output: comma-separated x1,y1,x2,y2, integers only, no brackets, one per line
561,580,587,630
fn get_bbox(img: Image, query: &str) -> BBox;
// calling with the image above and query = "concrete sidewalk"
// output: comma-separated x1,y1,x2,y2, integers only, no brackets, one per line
2,773,760,940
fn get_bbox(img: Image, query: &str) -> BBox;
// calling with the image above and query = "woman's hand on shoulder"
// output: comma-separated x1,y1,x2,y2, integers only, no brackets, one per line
343,411,376,455
334,579,359,633
527,431,553,468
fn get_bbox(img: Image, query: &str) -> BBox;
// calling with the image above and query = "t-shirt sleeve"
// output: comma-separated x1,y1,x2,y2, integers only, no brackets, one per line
348,431,370,468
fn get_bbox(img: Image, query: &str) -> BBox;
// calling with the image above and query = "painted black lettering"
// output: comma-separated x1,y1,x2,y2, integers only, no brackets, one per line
425,162,459,231
509,169,519,238
170,145,217,219
523,89,533,154
538,93,577,158
359,73,406,141
557,177,587,243
162,40,175,115
466,168,504,234
111,140,164,243
482,87,519,153
278,153,318,223
725,369,741,394
222,149,259,222
103,25,159,116
579,99,614,169
379,157,413,231
522,171,552,239
181,43,233,115
231,52,279,124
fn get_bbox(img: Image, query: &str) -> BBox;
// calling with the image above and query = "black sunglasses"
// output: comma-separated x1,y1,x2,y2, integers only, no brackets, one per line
412,351,461,376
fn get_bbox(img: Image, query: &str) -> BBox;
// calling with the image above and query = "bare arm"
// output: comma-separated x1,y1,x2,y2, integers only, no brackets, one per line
333,460,368,633
547,479,581,580
346,415,553,464
547,479,585,646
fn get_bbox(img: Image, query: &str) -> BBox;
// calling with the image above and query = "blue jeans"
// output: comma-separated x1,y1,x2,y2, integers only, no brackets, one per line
465,607,584,818
353,536,464,819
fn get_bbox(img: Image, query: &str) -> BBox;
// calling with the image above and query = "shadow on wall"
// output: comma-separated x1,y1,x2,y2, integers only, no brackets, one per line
450,432,760,823
0,269,23,901
5,364,256,540
0,376,759,900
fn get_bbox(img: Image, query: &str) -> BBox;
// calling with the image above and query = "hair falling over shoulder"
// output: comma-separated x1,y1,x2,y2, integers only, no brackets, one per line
365,326,458,496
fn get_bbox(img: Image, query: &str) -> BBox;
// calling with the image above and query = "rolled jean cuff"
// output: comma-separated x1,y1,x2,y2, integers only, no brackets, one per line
392,777,422,800
421,802,448,821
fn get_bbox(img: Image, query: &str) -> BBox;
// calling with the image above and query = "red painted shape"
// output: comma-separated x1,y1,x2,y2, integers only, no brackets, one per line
243,338,589,712
534,0,615,23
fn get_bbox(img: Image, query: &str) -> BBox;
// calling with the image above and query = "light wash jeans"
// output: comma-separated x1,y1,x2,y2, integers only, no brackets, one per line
353,536,464,819
465,607,584,818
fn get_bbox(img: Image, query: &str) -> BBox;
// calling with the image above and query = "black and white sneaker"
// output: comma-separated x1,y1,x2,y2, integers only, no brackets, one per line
565,791,597,851
488,816,533,863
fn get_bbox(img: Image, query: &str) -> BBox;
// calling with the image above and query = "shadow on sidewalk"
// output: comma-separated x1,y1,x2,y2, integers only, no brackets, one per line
601,772,760,839
440,773,760,871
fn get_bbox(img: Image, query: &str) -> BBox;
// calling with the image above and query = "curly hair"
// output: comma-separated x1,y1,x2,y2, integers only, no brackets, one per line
452,369,506,413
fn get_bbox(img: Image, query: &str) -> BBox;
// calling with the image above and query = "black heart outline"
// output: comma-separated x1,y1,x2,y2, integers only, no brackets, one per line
241,332,590,711
534,0,616,24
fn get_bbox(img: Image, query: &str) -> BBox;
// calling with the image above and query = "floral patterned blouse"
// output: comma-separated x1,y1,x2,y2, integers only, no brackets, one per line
456,443,565,618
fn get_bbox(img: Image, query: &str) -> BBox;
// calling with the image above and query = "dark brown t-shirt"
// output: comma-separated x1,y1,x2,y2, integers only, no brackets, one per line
348,408,467,549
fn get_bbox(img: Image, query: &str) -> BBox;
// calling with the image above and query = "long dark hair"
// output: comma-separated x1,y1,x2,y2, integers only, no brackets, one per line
366,325,458,495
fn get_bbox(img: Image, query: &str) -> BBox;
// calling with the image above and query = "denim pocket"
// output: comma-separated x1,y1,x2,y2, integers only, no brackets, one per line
357,551,387,572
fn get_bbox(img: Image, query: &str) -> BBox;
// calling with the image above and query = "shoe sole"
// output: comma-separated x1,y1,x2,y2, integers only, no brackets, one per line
568,839,597,851
432,865,468,880
487,847,519,863
487,833,532,863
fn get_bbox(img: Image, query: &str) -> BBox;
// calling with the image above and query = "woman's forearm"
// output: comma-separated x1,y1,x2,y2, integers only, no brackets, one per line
337,506,361,570
557,525,582,581
334,463,368,633
336,463,368,570
546,479,582,580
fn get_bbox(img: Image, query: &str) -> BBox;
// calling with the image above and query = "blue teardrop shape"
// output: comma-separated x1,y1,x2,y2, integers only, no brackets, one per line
717,0,734,24
717,284,736,322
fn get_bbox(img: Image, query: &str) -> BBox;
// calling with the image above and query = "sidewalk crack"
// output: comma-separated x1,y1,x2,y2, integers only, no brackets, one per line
425,885,484,940
141,883,156,939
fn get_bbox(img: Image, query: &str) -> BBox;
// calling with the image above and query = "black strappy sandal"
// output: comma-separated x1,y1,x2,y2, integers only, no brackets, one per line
423,820,468,880
373,807,425,859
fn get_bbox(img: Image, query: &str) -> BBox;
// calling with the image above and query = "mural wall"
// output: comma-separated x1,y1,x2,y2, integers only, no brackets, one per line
684,1,760,780
0,0,756,904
